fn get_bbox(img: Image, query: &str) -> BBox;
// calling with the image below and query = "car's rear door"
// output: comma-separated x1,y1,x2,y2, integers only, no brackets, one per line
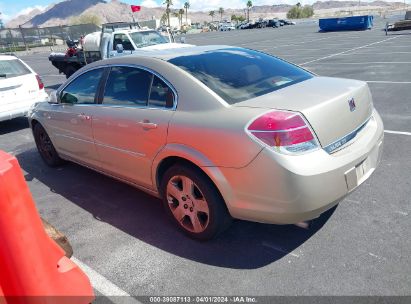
91,65,175,188
46,68,104,166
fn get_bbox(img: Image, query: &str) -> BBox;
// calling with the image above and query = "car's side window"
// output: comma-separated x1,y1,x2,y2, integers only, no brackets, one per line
60,68,103,104
113,34,134,51
102,66,152,107
149,76,175,109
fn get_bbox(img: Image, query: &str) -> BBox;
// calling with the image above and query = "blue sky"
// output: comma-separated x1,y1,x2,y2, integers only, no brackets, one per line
0,0,406,22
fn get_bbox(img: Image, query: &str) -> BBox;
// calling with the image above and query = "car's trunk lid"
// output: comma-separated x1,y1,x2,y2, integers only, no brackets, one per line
0,74,39,105
234,76,373,148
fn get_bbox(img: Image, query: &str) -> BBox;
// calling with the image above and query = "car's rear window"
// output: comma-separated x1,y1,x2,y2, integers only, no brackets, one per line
168,48,313,104
0,59,31,79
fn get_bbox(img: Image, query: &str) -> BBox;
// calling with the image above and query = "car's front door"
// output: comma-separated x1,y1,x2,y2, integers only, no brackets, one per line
46,68,104,166
91,66,175,188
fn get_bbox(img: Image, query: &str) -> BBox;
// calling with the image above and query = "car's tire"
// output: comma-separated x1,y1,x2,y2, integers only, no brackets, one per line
33,123,65,167
65,65,77,79
160,164,232,240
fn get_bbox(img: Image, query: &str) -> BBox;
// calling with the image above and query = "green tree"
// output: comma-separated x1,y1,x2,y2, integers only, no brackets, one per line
246,0,252,22
163,0,173,26
218,7,224,21
238,15,246,22
302,5,314,18
69,13,101,26
209,10,215,22
184,2,190,24
231,14,238,23
179,8,185,26
160,13,168,25
286,4,314,19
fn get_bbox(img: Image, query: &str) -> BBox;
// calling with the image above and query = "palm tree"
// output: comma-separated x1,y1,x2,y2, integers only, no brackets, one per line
218,7,224,21
160,12,168,25
163,0,173,26
173,11,180,27
246,0,252,23
184,2,190,25
209,10,215,22
179,8,185,27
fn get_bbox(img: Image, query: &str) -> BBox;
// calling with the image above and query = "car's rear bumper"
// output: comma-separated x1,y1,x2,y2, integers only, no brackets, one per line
217,109,384,224
0,94,48,122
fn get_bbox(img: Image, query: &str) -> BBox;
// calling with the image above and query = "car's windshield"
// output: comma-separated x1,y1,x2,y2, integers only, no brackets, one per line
168,48,313,104
0,59,31,79
129,31,168,48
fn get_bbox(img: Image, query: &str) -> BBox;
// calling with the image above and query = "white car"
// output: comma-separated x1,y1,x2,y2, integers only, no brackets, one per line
0,55,48,122
219,24,236,31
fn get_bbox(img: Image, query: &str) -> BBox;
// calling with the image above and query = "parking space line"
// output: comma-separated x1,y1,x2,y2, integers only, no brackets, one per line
72,257,141,302
306,62,411,65
366,81,411,84
300,36,399,65
384,130,411,136
340,52,411,55
255,34,364,50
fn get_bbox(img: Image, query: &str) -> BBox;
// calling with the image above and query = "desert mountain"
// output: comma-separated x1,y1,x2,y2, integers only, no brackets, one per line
6,0,405,28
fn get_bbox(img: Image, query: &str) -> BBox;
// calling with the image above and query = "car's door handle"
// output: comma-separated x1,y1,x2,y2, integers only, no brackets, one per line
78,113,91,120
138,120,157,130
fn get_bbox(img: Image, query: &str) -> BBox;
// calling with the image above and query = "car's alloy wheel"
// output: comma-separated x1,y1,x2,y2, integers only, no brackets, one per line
161,165,231,240
34,124,64,167
166,175,210,234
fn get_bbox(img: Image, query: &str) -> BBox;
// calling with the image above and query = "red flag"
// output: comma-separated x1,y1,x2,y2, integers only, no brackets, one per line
131,5,141,12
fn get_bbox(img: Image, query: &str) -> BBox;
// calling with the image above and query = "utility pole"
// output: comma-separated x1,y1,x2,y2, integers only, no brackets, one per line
19,25,28,51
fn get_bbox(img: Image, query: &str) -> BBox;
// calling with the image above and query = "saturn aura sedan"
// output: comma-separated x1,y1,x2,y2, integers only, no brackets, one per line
1,55,48,122
29,46,384,240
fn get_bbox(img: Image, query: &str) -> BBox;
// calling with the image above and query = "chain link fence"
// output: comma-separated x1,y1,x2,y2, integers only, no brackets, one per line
0,23,100,53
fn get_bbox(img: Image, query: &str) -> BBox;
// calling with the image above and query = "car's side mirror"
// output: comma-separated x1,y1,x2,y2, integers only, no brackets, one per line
49,90,59,104
180,36,186,44
60,92,77,104
116,44,124,53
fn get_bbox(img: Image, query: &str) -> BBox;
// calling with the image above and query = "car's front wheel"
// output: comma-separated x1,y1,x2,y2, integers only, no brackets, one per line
161,164,231,240
33,123,64,167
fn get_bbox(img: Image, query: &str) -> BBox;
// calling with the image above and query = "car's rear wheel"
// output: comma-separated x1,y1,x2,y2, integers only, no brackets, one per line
161,165,231,240
33,123,64,167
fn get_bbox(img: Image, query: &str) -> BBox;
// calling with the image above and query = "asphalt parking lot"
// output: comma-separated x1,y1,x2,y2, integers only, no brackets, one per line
1,16,410,300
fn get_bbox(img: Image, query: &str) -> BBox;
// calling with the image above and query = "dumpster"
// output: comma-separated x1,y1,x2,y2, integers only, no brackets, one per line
319,15,373,31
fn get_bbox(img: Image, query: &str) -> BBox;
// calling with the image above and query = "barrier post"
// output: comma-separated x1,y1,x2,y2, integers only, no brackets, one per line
0,151,94,304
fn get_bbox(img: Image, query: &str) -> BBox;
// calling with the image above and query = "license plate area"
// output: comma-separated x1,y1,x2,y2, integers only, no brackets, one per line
344,139,382,192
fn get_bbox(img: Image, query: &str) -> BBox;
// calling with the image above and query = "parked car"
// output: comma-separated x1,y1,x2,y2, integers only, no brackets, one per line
29,46,384,240
268,19,280,28
219,24,236,31
278,19,295,26
0,55,48,122
238,22,251,29
255,19,268,28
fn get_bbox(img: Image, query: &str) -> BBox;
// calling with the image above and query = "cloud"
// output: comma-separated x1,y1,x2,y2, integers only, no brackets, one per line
141,0,158,7
0,4,47,22
15,5,48,17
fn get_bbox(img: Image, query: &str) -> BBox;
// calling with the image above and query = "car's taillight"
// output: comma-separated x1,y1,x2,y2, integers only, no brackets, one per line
35,75,44,90
246,110,319,155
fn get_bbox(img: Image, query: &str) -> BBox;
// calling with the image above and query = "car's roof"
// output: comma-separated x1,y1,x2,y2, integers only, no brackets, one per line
105,45,236,63
0,55,18,61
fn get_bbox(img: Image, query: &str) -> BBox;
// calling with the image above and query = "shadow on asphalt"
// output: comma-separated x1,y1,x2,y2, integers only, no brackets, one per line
17,148,336,270
0,117,29,135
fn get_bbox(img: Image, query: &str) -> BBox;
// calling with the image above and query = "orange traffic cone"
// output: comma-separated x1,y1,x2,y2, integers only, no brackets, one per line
0,150,94,304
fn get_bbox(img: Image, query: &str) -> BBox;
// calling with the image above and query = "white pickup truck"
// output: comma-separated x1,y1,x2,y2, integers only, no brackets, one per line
49,22,191,78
